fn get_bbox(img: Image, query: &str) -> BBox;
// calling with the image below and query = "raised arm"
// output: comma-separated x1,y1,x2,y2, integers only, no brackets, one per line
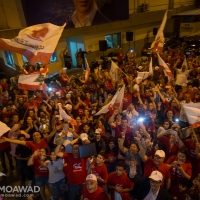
154,86,165,103
3,137,26,146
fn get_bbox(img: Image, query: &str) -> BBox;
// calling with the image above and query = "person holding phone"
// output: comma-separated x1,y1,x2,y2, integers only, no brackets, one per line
166,147,192,189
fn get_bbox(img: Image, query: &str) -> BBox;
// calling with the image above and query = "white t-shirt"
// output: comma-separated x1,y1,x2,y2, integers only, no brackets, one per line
175,69,189,86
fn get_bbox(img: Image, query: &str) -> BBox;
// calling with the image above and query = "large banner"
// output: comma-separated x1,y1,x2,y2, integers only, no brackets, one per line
21,0,129,29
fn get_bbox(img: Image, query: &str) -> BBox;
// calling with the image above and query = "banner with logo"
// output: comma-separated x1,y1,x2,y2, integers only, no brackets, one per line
0,23,66,64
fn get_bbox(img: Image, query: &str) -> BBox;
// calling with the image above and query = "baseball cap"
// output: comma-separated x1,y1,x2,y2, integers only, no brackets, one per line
86,174,97,182
155,150,165,158
95,128,102,134
79,133,88,141
149,171,163,182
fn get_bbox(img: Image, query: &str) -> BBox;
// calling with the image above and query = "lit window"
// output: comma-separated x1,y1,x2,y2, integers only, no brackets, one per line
49,51,57,63
22,55,28,63
22,51,57,64
3,51,15,69
105,33,121,49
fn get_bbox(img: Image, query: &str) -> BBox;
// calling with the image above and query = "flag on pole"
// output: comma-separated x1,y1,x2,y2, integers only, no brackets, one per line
85,58,90,82
95,85,125,116
137,57,153,80
157,53,174,79
58,104,77,126
182,103,200,128
18,66,48,90
95,89,120,116
0,121,11,137
115,84,125,109
109,61,119,81
0,23,66,65
151,10,168,53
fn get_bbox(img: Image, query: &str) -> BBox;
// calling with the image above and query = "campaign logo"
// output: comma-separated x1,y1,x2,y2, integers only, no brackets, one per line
73,163,82,169
27,27,49,41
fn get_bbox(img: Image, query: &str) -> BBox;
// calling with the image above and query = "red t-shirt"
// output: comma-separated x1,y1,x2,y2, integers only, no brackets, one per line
0,132,10,151
158,136,179,161
33,156,49,177
184,139,198,168
104,78,114,91
91,162,108,187
63,152,87,185
123,93,132,110
170,185,187,199
166,155,192,187
26,138,49,153
82,185,109,200
144,157,171,186
23,100,40,110
107,172,134,200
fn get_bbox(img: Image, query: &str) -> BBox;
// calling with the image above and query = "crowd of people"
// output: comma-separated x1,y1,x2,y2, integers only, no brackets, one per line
0,41,200,200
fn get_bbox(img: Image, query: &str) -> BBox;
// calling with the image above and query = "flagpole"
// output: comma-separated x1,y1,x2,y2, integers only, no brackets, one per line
118,67,129,77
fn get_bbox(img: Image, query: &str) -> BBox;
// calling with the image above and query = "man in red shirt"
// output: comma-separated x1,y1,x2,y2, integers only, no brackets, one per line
81,174,109,200
184,131,200,172
107,162,134,200
3,130,56,153
115,117,133,147
57,143,88,200
138,145,171,191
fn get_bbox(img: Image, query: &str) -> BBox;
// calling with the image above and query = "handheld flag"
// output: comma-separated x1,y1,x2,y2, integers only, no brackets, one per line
182,103,200,128
157,53,174,80
137,57,153,80
18,66,48,90
58,104,77,126
151,10,168,53
109,61,119,81
0,23,66,64
95,89,120,116
95,85,125,116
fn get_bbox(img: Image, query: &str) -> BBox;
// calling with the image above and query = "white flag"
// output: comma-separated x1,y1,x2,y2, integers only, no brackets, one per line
95,89,120,116
109,61,119,81
157,53,174,79
95,85,125,116
151,10,168,53
58,105,77,126
137,57,153,80
182,103,200,128
0,23,66,64
0,121,10,137
115,84,125,109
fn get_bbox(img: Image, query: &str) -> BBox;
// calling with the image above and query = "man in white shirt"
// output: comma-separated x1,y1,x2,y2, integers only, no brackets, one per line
66,0,110,28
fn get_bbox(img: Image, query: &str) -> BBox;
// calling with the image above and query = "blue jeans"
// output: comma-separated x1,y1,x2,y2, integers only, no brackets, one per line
49,178,66,200
68,183,83,200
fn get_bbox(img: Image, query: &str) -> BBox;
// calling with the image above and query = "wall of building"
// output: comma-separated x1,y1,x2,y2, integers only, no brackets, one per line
0,0,198,78
0,0,26,30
